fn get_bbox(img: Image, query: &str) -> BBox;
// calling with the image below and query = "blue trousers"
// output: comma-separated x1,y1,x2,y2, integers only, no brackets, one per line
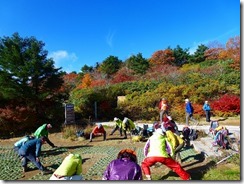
18,149,44,171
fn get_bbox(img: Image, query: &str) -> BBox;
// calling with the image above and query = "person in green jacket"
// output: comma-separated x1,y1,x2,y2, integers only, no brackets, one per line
122,117,136,139
49,153,83,180
34,124,56,148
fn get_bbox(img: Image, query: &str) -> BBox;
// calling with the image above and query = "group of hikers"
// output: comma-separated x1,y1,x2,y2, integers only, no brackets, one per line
12,97,230,180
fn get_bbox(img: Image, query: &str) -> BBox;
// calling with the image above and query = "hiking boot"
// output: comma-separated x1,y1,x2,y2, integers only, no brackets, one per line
22,166,28,172
89,140,92,142
123,136,127,139
41,170,52,175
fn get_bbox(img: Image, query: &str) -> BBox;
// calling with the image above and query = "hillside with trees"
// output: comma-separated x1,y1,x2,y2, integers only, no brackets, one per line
0,33,240,137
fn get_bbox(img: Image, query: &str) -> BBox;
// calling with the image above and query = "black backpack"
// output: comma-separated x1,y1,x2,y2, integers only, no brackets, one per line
182,126,191,140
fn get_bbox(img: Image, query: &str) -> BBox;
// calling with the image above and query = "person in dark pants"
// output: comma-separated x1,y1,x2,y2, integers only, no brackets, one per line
110,117,123,137
18,136,51,175
203,100,211,122
34,123,56,148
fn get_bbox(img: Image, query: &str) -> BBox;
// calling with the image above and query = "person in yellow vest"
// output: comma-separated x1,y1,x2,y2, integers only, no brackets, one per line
141,128,190,180
49,153,83,180
163,127,185,162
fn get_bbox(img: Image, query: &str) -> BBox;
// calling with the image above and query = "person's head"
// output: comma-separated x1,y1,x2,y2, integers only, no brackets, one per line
97,123,102,129
185,98,189,103
117,149,137,163
155,128,166,136
40,136,47,144
47,124,52,129
205,101,208,104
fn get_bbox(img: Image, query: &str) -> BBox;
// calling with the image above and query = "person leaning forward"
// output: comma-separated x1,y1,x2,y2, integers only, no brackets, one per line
34,123,56,148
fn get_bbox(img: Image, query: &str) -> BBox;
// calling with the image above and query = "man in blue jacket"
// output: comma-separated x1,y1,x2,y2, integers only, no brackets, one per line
18,136,51,175
185,99,198,126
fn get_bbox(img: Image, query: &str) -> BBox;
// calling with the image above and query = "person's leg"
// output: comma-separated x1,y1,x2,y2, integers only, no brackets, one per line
89,133,94,142
141,157,157,180
163,157,190,180
110,126,118,135
119,128,123,136
160,110,163,123
185,113,190,126
26,153,44,171
206,111,211,122
103,131,106,141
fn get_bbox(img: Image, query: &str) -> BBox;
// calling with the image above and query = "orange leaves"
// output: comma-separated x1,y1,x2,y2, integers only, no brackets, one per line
78,73,92,89
149,49,175,65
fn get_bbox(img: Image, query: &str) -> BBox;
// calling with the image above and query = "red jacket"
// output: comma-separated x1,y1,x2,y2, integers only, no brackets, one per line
92,126,106,134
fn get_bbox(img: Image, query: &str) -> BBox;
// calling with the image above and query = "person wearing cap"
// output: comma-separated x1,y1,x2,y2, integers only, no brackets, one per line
162,116,179,135
122,117,136,139
110,117,123,137
185,99,197,126
102,149,142,180
18,136,52,174
89,124,106,142
34,123,56,148
50,153,83,180
158,98,169,123
203,100,211,122
141,128,190,180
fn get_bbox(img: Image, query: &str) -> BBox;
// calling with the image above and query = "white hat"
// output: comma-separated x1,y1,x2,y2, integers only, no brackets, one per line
155,128,165,135
114,117,119,121
185,98,189,102
97,123,102,128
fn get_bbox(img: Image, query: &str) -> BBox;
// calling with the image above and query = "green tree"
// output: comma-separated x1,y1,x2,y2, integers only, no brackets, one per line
99,55,122,76
126,53,149,74
0,33,65,133
173,45,190,66
81,64,93,74
189,44,208,63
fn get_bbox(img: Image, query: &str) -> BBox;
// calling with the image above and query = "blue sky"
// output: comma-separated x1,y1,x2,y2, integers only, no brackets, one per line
0,0,240,73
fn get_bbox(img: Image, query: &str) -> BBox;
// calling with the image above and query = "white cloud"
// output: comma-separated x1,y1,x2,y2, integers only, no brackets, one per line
106,29,116,48
49,50,78,72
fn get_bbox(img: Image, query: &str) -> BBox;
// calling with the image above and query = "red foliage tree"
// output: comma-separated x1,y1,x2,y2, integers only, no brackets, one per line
111,67,135,84
211,94,240,115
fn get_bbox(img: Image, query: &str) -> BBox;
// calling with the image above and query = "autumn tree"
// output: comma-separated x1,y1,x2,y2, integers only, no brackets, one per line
0,33,65,134
205,41,225,60
126,53,149,75
79,73,92,89
149,49,175,65
219,36,240,70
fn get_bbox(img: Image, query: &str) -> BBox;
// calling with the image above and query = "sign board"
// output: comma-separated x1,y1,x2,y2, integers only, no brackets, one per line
64,103,75,124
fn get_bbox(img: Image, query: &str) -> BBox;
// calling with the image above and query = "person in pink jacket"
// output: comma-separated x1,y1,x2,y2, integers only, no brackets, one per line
141,128,190,180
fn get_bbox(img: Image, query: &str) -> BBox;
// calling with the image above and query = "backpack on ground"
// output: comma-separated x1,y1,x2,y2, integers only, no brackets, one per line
209,120,219,136
182,126,191,141
214,129,230,149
